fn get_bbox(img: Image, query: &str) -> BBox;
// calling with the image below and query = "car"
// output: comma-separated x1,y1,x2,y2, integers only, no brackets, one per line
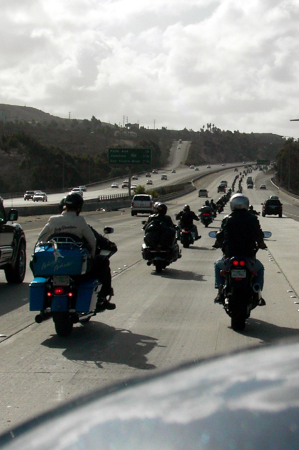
4,340,299,450
161,174,167,180
217,185,226,193
189,165,194,169
195,167,199,171
24,190,35,201
132,175,138,180
79,186,87,192
145,173,151,177
146,179,153,185
222,163,225,166
131,184,137,190
171,169,176,173
262,198,283,217
198,189,208,197
0,196,26,283
220,181,228,187
122,181,129,188
131,194,154,216
111,182,119,188
32,191,47,202
234,168,238,171
247,183,254,189
207,165,211,168
152,169,158,174
260,184,267,190
70,188,83,197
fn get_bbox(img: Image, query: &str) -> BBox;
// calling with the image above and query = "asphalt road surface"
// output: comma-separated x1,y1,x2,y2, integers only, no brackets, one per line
1,165,299,434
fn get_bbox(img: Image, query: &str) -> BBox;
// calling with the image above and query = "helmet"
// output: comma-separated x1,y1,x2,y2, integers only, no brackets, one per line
153,201,160,213
183,204,190,212
230,194,249,211
156,203,167,215
59,197,66,212
205,200,210,206
65,193,84,211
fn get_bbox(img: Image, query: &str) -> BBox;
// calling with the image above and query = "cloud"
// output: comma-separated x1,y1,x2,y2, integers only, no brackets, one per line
1,0,299,135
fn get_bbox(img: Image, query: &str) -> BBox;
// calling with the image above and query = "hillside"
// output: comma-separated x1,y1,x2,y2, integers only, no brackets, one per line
0,104,284,194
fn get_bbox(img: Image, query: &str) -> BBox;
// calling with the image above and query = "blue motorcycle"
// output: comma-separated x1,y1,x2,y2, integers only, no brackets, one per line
29,228,115,337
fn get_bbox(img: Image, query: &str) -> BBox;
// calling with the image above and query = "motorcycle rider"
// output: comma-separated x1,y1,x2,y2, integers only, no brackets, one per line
176,204,201,240
37,193,116,312
143,202,178,248
210,199,217,217
212,193,267,305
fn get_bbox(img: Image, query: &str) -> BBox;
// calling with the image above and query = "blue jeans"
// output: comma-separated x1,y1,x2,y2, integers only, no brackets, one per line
214,257,264,290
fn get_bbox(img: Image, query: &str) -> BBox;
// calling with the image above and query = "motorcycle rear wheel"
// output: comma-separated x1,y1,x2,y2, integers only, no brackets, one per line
155,261,164,273
53,313,73,337
230,291,248,331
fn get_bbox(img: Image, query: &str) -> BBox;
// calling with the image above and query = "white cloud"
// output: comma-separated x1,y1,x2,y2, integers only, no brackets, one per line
1,0,299,134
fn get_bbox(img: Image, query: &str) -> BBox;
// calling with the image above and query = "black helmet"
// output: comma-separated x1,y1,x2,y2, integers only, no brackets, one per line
157,203,167,215
183,204,190,212
65,193,84,211
59,197,66,212
205,200,210,206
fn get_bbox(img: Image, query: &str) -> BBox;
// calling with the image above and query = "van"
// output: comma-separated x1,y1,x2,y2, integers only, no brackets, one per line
198,189,208,197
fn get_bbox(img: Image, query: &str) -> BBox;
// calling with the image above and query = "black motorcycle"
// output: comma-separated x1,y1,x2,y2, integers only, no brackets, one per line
179,227,195,248
209,231,271,331
199,210,213,227
142,221,181,272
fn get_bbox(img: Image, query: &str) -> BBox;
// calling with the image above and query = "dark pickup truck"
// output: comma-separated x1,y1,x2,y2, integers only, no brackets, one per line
0,197,26,283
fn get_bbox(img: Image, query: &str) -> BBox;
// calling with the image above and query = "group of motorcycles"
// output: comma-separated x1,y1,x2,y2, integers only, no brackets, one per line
140,181,271,332
29,172,270,336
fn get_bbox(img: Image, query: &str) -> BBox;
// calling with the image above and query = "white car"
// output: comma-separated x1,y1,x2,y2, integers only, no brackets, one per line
70,188,83,197
79,186,87,192
111,182,119,188
32,191,48,202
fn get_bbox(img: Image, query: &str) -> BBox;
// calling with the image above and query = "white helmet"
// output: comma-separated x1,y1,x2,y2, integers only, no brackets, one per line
230,193,249,211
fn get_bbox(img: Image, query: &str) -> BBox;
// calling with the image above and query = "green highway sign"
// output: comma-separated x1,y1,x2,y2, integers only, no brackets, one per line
109,148,151,165
257,159,270,165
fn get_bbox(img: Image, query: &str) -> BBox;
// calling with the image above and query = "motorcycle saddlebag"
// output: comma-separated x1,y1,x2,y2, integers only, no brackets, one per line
29,277,47,311
76,279,99,312
32,245,91,277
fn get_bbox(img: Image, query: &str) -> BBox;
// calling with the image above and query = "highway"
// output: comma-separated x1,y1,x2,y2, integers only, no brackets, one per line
1,147,299,433
11,140,237,207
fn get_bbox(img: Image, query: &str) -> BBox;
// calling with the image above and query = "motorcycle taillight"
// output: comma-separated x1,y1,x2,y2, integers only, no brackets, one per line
53,287,66,295
232,260,246,266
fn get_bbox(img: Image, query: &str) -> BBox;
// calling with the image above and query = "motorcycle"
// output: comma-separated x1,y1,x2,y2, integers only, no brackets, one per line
209,230,271,331
179,227,195,248
199,210,214,227
29,228,115,337
141,221,181,272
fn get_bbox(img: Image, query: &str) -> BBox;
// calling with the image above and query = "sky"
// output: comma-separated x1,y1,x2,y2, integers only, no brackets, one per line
1,0,299,137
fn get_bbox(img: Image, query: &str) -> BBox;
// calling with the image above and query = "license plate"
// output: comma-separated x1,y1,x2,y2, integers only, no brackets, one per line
53,276,70,286
231,269,246,278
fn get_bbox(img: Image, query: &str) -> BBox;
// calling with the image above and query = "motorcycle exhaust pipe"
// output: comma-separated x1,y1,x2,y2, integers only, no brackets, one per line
252,283,261,293
35,312,52,323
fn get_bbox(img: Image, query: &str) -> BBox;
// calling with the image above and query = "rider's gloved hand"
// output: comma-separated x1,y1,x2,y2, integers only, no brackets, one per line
259,242,267,249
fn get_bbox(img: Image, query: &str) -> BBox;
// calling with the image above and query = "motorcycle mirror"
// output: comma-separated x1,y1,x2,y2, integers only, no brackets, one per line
263,231,272,239
208,231,217,238
103,227,114,234
141,221,147,225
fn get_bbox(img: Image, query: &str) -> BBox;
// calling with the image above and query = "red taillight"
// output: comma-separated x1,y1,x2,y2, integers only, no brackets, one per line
53,287,66,295
68,292,73,297
233,260,245,266
202,213,210,216
46,292,52,297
